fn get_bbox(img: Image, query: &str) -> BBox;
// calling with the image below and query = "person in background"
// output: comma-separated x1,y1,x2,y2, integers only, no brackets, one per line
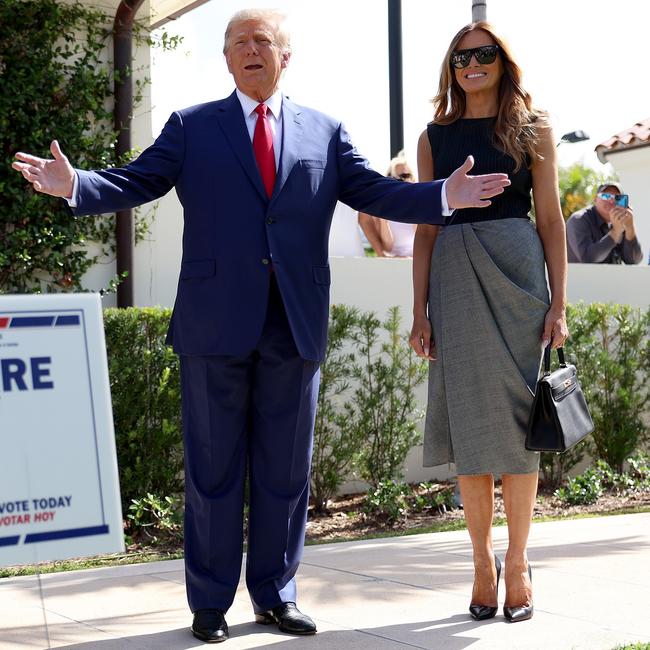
409,22,568,624
566,182,642,264
358,151,417,257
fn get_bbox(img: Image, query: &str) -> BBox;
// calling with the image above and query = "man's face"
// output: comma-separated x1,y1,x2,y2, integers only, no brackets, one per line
594,185,620,222
225,19,290,102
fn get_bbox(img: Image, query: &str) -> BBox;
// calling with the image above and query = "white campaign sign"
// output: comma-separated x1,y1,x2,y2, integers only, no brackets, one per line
0,293,123,566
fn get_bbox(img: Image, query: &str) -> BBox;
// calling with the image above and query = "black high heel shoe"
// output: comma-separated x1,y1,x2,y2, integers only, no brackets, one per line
469,555,501,621
504,564,534,622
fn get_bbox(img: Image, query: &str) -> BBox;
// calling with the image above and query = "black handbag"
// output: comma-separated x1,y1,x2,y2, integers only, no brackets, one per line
525,346,594,453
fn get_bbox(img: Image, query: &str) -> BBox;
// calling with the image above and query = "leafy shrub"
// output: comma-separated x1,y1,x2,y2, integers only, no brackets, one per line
127,493,183,544
554,453,650,507
346,307,427,488
626,452,650,491
542,304,649,487
311,304,362,513
412,482,456,515
364,481,456,524
103,308,183,514
565,303,649,472
554,467,603,506
364,480,410,524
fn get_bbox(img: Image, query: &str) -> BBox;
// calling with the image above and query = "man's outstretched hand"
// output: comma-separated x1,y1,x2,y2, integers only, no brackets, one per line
446,155,510,210
12,141,75,198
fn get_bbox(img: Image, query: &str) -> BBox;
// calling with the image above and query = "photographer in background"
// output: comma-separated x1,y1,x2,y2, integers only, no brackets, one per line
566,182,643,264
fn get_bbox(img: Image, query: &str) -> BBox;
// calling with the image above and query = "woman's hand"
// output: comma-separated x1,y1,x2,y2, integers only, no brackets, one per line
409,314,436,360
541,305,569,349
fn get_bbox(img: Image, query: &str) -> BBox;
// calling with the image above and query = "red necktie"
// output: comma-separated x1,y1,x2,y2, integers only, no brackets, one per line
253,103,276,198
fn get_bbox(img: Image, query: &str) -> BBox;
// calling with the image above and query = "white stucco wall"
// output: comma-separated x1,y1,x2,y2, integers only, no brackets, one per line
602,145,650,265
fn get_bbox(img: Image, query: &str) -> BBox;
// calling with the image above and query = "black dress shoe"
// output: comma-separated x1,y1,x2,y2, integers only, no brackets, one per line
191,609,229,643
255,602,317,635
469,556,501,621
504,564,534,622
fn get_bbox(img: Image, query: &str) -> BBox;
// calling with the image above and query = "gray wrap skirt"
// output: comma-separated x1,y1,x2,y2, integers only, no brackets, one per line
423,218,550,475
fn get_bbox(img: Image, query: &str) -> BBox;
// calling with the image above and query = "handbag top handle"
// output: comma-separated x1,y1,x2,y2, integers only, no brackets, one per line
543,346,567,375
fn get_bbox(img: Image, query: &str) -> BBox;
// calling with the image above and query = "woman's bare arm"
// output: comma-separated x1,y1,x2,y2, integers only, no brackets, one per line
531,120,569,349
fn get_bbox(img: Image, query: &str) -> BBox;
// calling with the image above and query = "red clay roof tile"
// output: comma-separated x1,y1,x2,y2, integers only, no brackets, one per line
596,118,650,162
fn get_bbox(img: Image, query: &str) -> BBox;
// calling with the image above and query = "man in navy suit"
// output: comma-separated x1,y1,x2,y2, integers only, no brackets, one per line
14,8,509,643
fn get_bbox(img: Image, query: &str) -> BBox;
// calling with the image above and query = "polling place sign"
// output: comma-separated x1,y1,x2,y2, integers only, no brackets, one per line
0,293,123,566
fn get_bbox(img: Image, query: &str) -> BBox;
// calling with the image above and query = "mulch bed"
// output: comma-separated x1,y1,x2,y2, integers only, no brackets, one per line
3,484,648,578
304,482,650,543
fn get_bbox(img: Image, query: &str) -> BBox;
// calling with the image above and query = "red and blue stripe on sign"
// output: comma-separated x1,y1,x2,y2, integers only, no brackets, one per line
0,314,80,328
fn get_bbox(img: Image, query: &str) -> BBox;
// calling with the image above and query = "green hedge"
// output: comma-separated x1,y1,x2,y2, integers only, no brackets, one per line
104,303,649,515
104,308,183,514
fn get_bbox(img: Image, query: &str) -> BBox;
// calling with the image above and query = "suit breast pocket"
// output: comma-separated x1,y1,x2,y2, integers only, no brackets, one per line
300,159,327,171
295,160,328,197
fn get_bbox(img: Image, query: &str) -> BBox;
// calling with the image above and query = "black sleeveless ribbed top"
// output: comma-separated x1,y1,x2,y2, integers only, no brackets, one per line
427,117,532,224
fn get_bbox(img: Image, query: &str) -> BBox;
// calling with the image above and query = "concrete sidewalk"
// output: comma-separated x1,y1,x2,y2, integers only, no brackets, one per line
1,513,649,650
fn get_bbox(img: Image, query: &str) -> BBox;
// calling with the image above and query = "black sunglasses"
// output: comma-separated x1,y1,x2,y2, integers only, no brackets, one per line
394,172,413,181
450,45,499,69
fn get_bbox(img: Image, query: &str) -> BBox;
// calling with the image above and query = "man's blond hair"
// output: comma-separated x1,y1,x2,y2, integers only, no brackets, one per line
223,9,291,54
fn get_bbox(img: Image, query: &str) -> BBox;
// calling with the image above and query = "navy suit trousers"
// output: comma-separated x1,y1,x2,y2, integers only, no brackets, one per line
180,274,320,613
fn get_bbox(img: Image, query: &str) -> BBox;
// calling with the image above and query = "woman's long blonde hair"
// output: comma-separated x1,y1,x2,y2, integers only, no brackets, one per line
434,22,546,171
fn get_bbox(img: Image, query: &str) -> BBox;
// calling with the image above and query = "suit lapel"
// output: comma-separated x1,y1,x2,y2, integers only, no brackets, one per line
272,97,303,201
215,91,268,202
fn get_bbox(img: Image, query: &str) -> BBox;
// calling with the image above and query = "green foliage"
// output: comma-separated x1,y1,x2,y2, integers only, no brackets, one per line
411,482,456,515
542,304,649,485
99,302,648,542
364,481,456,525
554,466,604,505
127,493,183,543
625,452,650,491
0,0,115,291
555,453,650,507
103,308,183,514
565,303,649,472
0,0,180,293
311,304,362,513
558,162,612,220
589,454,650,494
346,307,427,488
364,480,410,524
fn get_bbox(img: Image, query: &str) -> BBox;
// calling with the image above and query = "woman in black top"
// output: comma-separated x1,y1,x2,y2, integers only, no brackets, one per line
409,23,568,622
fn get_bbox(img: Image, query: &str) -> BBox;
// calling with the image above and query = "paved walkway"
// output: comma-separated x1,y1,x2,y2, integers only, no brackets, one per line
1,513,649,649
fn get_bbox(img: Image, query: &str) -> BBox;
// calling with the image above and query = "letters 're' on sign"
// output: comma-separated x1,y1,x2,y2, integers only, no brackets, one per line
0,294,123,566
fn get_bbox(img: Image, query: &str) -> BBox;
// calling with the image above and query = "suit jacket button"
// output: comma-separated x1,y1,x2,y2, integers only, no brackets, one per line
267,218,275,225
261,258,270,265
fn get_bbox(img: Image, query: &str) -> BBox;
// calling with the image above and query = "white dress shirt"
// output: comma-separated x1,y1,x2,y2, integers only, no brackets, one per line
236,89,282,171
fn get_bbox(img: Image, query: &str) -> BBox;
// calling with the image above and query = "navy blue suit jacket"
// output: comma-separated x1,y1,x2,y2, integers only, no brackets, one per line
73,91,445,361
